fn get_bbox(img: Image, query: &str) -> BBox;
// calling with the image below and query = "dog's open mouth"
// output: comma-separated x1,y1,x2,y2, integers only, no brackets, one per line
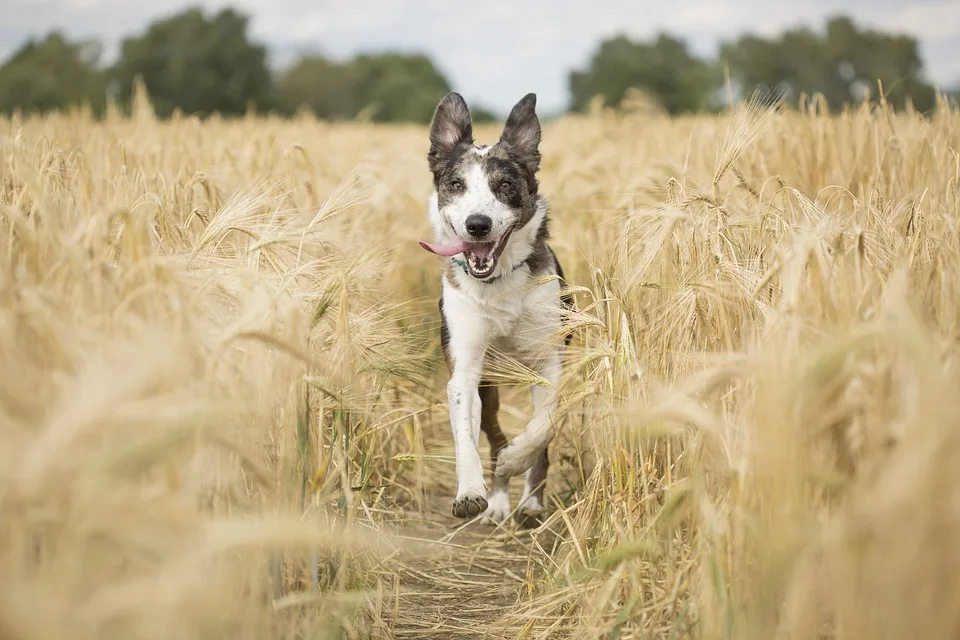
419,226,515,279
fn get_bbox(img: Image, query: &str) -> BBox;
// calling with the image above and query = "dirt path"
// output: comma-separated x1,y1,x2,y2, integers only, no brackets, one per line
377,414,561,639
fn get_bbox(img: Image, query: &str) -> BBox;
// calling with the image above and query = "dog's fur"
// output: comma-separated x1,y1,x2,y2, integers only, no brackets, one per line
423,91,572,524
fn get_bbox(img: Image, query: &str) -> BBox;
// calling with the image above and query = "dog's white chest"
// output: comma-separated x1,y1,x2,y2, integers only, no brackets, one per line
480,294,527,337
444,269,562,363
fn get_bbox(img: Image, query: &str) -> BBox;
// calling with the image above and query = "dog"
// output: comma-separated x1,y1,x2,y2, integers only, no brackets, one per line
419,91,573,525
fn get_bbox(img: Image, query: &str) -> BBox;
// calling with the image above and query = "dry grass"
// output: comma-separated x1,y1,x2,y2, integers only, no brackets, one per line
3,85,960,639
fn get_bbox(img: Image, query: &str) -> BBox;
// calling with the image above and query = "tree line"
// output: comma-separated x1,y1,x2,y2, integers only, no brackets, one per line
0,6,954,122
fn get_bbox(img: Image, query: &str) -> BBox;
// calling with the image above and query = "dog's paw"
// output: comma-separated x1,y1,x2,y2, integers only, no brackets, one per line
495,442,540,478
514,508,548,529
514,497,548,529
482,490,512,524
451,490,488,519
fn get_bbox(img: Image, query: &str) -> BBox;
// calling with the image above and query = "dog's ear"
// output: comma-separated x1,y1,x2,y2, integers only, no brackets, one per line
499,93,541,173
428,92,473,168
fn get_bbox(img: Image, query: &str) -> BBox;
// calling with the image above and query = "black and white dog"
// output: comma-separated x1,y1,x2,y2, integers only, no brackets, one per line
419,92,572,524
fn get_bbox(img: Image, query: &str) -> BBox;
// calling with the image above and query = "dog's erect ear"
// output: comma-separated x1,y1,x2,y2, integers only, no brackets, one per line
428,92,473,167
499,93,541,172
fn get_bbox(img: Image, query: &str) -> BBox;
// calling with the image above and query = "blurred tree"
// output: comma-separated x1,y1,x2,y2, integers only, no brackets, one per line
721,15,938,112
278,51,456,123
469,106,498,123
568,33,720,115
277,55,355,119
111,6,275,117
349,53,451,123
0,31,106,116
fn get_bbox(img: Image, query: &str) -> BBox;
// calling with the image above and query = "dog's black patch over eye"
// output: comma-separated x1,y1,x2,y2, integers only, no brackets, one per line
483,157,526,208
436,173,468,206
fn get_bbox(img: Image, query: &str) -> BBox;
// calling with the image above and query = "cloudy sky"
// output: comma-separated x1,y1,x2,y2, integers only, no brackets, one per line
5,0,960,115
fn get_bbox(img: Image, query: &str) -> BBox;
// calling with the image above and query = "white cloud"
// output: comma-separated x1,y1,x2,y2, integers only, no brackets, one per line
882,1,960,39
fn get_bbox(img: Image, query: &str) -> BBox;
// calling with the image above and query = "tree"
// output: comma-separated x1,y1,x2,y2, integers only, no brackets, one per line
569,33,720,115
277,55,355,119
111,6,275,118
0,31,105,116
349,53,452,123
720,15,938,112
469,106,498,124
278,52,455,123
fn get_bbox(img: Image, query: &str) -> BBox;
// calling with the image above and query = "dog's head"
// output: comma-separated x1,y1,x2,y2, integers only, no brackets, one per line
421,92,542,280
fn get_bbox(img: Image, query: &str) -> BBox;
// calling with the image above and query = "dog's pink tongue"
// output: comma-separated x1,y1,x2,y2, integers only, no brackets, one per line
419,239,467,257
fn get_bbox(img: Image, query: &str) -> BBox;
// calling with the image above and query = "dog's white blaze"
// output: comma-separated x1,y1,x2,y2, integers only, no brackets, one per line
439,162,515,242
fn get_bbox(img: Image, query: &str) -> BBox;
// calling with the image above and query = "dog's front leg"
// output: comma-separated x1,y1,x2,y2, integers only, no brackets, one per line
442,286,491,518
494,345,562,479
447,341,488,518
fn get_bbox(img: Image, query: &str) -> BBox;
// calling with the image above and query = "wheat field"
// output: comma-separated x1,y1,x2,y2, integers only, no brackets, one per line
2,83,960,640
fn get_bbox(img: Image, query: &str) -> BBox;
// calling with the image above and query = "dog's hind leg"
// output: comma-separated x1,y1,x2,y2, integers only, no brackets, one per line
494,345,562,480
515,447,549,527
478,381,511,522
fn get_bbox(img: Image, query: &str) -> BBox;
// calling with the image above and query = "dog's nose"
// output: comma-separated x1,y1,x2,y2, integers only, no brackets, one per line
465,214,492,238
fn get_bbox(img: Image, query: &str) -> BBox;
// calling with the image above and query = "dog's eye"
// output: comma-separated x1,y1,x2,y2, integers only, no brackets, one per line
448,178,464,190
500,179,513,191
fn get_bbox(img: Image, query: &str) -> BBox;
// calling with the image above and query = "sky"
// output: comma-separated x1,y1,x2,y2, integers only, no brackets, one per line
4,0,960,115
